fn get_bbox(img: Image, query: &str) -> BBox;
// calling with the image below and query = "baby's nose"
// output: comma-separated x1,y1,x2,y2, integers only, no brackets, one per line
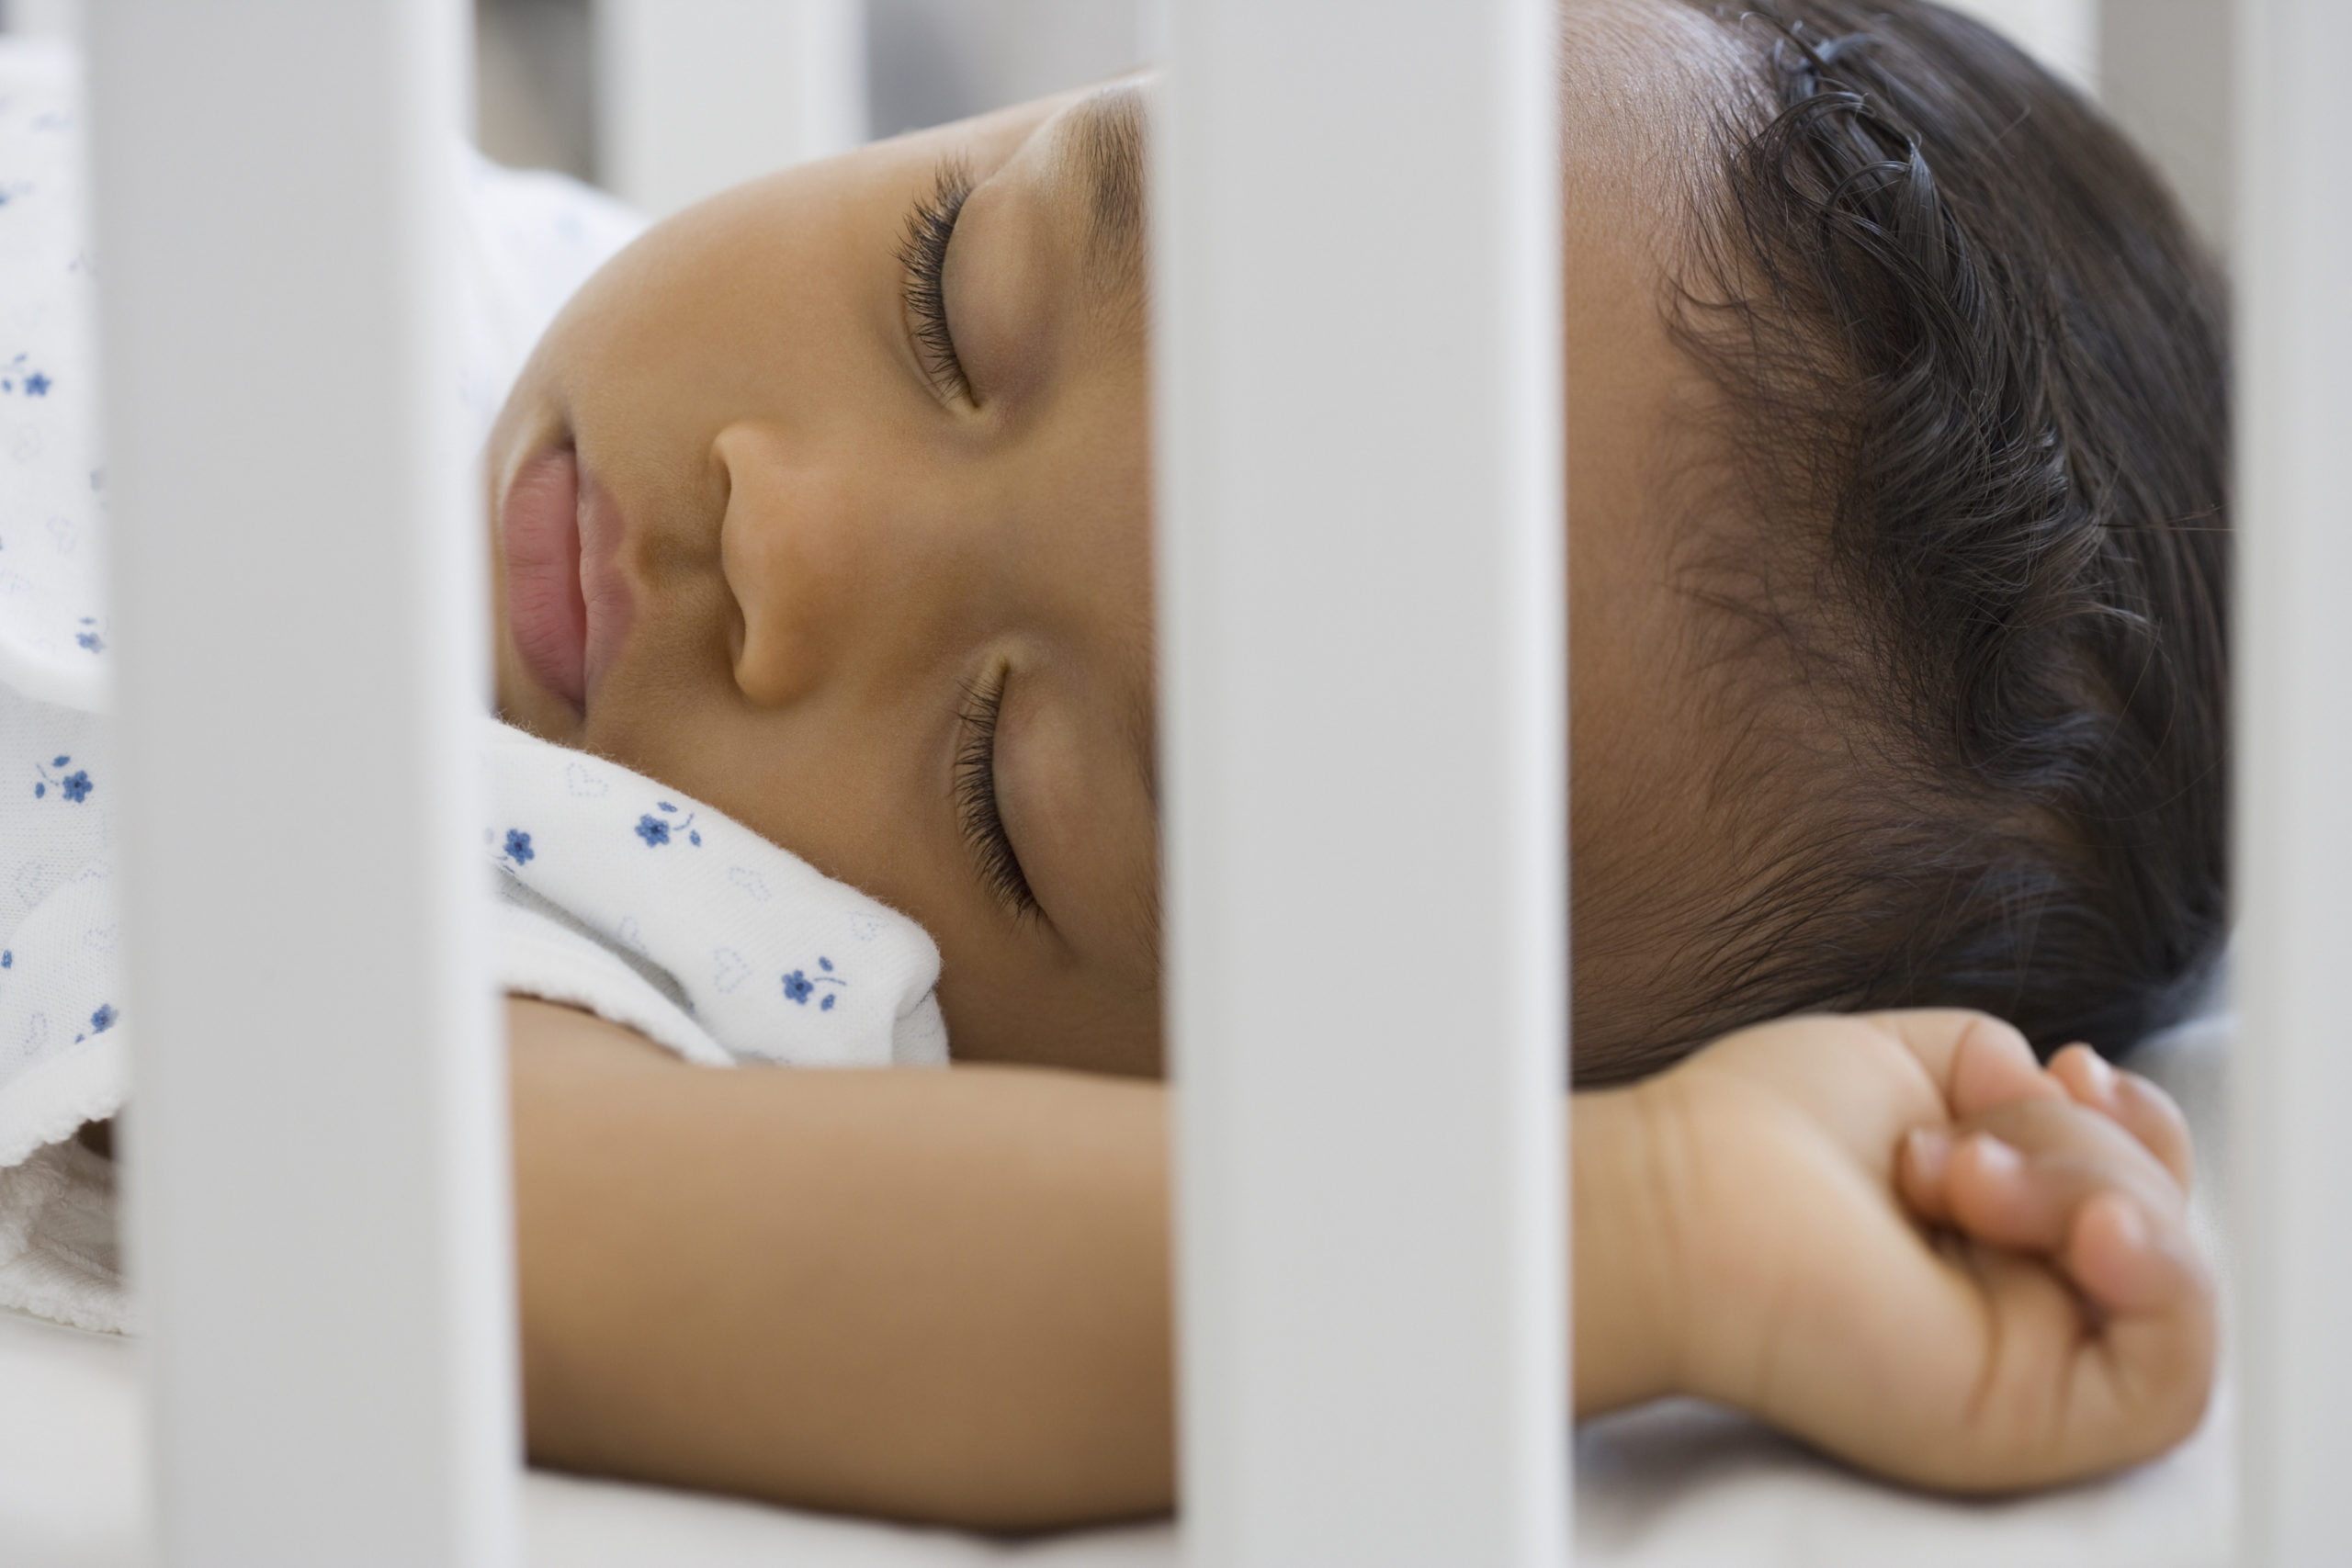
715,422,864,708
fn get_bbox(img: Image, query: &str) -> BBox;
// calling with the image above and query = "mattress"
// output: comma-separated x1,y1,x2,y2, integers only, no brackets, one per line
0,1014,2233,1568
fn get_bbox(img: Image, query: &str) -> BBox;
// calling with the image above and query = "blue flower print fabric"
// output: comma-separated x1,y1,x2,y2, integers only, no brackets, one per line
0,48,130,1188
483,718,950,1070
0,40,112,716
0,37,651,1334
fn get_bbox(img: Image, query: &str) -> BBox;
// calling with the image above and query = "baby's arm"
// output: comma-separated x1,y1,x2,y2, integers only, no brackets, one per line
511,997,1673,1527
512,999,2211,1527
509,998,1176,1529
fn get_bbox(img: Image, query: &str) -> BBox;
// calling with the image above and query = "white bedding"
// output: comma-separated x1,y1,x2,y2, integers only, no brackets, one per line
0,1014,2235,1567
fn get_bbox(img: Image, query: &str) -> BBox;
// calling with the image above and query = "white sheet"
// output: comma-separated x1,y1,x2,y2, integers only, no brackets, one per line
0,1014,2235,1567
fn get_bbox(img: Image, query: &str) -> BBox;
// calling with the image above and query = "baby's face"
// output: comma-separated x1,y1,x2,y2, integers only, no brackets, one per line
490,86,1160,1074
489,2,1731,1077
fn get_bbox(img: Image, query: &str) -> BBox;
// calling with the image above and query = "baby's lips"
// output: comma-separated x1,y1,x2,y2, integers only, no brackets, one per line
503,446,589,712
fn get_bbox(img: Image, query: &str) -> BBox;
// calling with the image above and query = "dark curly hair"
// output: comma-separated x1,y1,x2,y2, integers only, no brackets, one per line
1584,0,2229,1079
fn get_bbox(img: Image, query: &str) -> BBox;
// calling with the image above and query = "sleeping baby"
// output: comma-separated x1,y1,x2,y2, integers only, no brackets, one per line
490,0,2225,1526
2,0,2229,1533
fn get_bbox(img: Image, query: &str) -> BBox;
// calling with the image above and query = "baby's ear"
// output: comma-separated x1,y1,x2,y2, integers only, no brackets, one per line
1946,1014,2064,1118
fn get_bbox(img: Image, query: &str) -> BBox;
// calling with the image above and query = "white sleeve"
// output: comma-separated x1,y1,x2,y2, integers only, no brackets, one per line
494,884,732,1068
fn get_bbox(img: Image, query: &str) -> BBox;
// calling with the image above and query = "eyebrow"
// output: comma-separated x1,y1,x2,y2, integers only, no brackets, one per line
1069,85,1147,291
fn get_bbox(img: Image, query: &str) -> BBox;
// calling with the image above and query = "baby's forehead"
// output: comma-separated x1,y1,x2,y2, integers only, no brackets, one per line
1558,1,1755,220
990,85,1148,336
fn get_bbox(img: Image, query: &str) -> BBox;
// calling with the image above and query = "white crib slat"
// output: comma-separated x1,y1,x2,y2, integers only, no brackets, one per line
0,0,79,38
1155,2,1567,1565
1939,0,2098,91
2233,0,2352,1562
2098,0,2236,248
594,0,865,218
87,4,516,1564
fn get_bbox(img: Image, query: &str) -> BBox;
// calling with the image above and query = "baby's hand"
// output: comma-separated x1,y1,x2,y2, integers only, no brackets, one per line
1636,1010,2214,1491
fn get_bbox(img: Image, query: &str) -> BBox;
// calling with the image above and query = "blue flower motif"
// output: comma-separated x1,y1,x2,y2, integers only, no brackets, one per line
503,829,535,864
3,950,13,969
75,630,102,652
24,371,49,397
635,802,701,848
783,959,847,1008
33,757,88,802
89,1003,116,1033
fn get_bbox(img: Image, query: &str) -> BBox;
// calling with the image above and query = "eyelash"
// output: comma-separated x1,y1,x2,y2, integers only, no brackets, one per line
899,161,976,404
955,668,1040,919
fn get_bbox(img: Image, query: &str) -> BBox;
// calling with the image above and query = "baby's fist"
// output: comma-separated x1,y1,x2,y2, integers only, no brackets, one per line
1895,1048,2214,1484
1646,1010,2216,1493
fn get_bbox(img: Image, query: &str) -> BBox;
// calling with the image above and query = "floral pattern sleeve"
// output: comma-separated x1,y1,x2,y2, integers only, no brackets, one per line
483,718,950,1070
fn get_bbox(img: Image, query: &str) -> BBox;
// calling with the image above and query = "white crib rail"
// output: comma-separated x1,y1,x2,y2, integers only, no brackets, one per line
88,3,517,1563
2231,0,2352,1562
594,0,866,218
1155,2,1568,1564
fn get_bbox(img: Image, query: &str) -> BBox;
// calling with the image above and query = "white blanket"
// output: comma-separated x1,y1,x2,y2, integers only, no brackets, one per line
0,39,947,1337
485,716,949,1071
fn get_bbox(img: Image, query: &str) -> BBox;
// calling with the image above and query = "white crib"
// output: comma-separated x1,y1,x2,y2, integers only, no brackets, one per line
0,0,2341,1563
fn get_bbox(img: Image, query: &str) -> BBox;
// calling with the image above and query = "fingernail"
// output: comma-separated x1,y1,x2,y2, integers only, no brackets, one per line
1906,1127,1951,1186
1969,1132,2023,1179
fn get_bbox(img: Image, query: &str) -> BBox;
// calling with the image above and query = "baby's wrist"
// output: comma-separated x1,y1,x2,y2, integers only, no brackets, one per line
1569,1084,1690,1416
1601,1065,1779,1418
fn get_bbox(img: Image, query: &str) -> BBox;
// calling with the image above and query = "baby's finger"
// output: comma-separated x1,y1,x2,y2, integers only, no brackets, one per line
1940,1098,2187,1258
2114,1072,2195,1191
2052,1185,2217,1476
1936,1096,2217,1483
1898,1124,1958,1226
1868,1009,2061,1120
1952,1131,2205,1328
2065,1187,2205,1316
1950,1020,2065,1119
2047,1044,2194,1191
